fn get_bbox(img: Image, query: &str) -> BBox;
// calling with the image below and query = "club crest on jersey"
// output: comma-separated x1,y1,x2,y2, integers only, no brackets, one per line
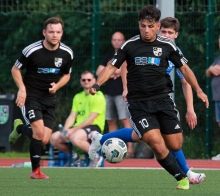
54,58,63,67
153,47,162,56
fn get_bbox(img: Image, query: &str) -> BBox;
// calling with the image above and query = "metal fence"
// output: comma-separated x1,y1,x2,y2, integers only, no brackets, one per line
0,0,220,158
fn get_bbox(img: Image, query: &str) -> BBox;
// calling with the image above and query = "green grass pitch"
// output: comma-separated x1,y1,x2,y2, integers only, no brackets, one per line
0,168,219,196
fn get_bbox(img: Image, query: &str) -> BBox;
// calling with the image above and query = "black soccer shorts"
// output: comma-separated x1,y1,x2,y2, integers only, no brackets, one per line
21,95,56,130
127,95,183,138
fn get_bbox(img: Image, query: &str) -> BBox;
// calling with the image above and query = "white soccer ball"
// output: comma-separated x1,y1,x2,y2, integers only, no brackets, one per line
101,138,127,163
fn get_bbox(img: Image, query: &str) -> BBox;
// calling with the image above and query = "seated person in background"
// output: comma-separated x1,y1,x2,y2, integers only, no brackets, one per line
50,71,106,167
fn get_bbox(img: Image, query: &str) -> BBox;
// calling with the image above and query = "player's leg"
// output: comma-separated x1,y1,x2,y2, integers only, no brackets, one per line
170,149,206,184
160,96,206,184
29,98,56,179
115,95,134,158
9,106,33,143
129,99,189,190
142,129,188,190
29,119,49,179
105,94,118,132
88,128,141,160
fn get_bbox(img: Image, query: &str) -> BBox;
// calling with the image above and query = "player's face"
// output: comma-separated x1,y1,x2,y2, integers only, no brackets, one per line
139,19,160,42
160,27,178,41
80,73,95,89
43,23,63,48
111,33,125,51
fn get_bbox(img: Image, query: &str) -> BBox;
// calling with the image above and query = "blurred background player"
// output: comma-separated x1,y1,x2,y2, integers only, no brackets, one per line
50,71,106,167
206,35,220,160
96,31,133,158
9,17,73,179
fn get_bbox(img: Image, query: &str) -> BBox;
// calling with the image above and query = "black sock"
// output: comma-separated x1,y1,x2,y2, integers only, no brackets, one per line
29,138,42,171
17,125,32,139
157,152,187,181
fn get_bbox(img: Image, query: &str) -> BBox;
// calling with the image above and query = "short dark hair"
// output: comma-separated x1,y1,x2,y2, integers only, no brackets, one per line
43,17,64,30
160,17,180,32
138,5,161,22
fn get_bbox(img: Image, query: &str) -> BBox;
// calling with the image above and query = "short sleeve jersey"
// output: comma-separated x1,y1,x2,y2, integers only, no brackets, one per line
101,51,123,96
110,35,188,101
210,56,220,101
71,91,106,132
15,40,74,97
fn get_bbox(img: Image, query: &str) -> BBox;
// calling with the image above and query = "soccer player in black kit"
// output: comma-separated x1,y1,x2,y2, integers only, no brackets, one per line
89,5,209,190
10,17,73,179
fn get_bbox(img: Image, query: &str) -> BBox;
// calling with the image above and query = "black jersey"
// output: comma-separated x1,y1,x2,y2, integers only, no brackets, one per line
110,35,188,101
15,40,73,96
102,51,123,96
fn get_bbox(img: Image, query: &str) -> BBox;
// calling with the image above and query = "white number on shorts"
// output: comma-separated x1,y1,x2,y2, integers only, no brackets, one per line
139,118,149,128
28,110,35,119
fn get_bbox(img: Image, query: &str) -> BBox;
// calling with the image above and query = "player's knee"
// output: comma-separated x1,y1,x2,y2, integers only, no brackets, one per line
169,144,182,151
42,138,50,146
150,142,166,155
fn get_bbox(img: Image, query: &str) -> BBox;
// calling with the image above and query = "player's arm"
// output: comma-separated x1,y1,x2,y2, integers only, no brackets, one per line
180,77,197,129
90,63,118,95
49,73,70,94
97,63,121,79
96,65,105,76
179,64,209,108
11,65,26,107
96,62,118,85
121,61,128,101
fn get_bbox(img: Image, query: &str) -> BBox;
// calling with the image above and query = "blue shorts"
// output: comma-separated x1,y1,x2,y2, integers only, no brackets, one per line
105,94,129,120
215,101,220,122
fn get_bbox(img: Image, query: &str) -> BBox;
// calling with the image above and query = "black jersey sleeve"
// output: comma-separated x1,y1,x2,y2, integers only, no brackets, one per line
14,54,29,70
169,49,188,68
109,48,126,69
101,52,114,67
62,59,73,74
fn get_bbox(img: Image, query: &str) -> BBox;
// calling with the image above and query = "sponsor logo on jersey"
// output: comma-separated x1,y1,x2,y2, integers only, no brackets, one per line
0,105,9,124
153,47,162,56
37,68,60,74
134,57,160,66
54,58,63,67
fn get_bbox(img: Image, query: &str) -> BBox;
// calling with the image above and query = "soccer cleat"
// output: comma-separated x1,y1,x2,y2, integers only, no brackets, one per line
88,154,103,168
30,167,49,179
176,177,189,190
88,131,103,160
186,170,206,184
211,154,220,161
9,119,23,144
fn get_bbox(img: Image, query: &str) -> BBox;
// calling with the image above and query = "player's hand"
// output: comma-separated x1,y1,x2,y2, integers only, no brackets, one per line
89,88,97,95
16,88,26,107
122,88,128,102
196,89,209,108
185,110,197,130
49,82,58,94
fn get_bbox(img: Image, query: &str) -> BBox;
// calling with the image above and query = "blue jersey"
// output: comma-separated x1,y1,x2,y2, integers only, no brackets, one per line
166,47,184,79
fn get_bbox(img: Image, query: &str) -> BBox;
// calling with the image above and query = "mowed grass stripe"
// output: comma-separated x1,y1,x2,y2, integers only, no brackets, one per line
0,168,219,196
